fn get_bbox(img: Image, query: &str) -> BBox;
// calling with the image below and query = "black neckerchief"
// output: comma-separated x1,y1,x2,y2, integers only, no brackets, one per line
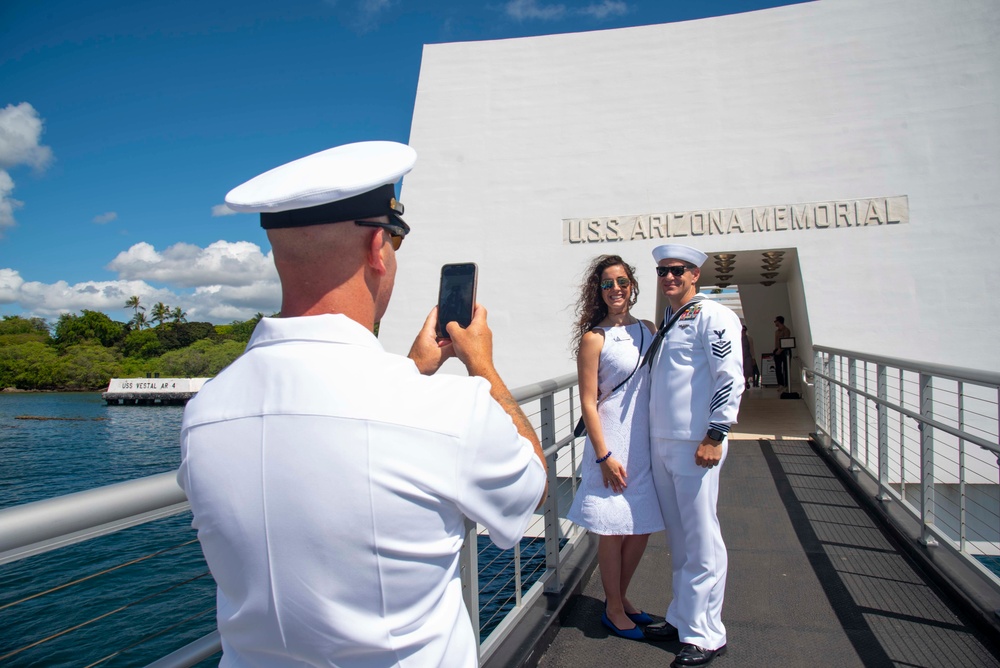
641,295,705,369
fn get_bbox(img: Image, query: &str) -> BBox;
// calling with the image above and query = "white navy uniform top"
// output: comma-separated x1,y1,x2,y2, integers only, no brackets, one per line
649,297,745,440
178,314,546,668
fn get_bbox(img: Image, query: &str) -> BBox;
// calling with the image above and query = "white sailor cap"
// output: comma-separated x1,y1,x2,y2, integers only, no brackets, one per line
652,244,708,267
225,141,417,230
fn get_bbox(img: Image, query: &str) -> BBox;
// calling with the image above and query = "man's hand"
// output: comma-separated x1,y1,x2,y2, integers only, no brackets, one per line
446,303,494,376
694,438,723,468
407,307,454,375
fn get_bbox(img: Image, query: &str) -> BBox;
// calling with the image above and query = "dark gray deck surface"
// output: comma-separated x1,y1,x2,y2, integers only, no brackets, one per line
537,439,1000,667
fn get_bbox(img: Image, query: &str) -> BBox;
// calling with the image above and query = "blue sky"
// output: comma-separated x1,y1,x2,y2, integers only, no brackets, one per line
0,0,803,325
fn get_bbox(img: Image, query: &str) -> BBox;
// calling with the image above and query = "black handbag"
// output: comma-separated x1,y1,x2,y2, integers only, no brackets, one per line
573,324,644,438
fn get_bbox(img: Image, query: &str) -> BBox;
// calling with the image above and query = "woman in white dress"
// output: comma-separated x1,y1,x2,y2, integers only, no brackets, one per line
568,254,664,640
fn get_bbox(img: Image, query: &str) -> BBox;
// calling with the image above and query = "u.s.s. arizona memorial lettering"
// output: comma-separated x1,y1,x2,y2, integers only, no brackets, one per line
563,195,908,244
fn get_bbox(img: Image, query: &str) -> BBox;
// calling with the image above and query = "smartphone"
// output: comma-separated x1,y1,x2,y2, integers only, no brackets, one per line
437,262,478,338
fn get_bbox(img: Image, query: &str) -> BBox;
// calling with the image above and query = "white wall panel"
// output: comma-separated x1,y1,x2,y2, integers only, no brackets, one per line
380,0,1000,387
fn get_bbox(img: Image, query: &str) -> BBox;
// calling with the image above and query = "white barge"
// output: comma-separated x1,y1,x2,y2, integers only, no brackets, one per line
102,378,210,405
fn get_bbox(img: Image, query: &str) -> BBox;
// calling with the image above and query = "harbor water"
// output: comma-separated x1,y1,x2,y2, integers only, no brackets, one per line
0,393,547,666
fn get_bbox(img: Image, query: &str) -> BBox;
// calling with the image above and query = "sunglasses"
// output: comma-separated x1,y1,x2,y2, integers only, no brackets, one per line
355,220,409,250
656,265,692,278
600,276,631,290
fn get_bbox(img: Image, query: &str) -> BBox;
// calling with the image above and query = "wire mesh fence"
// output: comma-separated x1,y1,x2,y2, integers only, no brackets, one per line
0,374,590,668
812,347,1000,586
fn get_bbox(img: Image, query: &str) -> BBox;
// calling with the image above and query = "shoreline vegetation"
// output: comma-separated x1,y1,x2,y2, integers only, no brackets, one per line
14,415,108,420
0,300,266,392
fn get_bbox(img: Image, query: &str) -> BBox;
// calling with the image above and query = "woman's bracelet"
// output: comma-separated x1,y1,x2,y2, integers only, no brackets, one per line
596,451,612,464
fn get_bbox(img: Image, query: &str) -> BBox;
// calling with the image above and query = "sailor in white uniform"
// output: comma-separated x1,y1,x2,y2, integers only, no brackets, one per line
178,141,547,667
642,243,744,667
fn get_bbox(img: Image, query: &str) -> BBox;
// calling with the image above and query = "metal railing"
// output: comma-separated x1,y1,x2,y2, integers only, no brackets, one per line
808,346,1000,592
0,373,590,667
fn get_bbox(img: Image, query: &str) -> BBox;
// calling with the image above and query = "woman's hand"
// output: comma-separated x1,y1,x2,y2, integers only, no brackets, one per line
601,456,628,493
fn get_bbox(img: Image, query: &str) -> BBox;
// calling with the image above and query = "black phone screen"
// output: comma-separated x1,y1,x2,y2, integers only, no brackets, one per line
437,263,478,338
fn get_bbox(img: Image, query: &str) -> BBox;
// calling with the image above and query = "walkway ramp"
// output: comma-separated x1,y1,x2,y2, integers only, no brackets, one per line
536,395,1000,667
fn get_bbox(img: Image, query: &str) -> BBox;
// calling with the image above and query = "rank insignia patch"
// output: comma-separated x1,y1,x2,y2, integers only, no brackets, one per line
711,381,733,412
711,339,732,359
679,303,702,321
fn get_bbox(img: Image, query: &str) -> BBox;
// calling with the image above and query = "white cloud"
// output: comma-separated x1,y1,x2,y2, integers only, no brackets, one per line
0,102,53,233
350,0,394,33
1,267,280,324
2,238,281,324
0,103,53,171
504,0,628,21
0,268,25,303
190,282,281,321
360,0,390,14
0,171,22,233
211,203,238,217
15,277,176,319
93,211,118,224
505,0,566,21
580,1,628,20
106,240,277,288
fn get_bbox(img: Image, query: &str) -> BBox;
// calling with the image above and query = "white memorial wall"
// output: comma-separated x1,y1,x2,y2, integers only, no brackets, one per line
379,0,1000,388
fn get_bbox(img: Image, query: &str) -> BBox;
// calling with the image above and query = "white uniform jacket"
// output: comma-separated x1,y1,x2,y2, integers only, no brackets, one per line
649,298,745,441
178,314,546,668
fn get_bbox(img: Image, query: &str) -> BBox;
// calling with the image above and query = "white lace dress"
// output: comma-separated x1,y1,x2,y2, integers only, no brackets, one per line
568,322,664,535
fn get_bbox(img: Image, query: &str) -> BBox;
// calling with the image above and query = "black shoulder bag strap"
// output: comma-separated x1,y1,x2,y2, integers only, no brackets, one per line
640,296,703,370
603,323,645,400
573,324,645,438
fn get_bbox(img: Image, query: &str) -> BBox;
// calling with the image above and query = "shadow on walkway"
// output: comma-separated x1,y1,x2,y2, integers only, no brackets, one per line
536,438,1000,667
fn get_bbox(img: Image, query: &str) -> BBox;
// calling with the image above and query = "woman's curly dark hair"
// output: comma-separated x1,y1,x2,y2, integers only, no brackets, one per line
571,254,639,357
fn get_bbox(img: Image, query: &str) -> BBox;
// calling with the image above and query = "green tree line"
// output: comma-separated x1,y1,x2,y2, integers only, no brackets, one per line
0,299,269,391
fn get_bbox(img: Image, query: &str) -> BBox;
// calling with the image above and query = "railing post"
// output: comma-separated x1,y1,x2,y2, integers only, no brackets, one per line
877,364,890,502
958,382,966,554
460,517,481,646
826,353,840,452
513,539,523,608
539,394,562,593
814,350,824,433
849,358,860,472
899,369,907,501
863,362,871,468
918,373,939,547
569,387,580,497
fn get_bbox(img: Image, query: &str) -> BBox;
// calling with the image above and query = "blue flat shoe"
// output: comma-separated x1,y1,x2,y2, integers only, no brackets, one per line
626,610,655,625
601,611,645,640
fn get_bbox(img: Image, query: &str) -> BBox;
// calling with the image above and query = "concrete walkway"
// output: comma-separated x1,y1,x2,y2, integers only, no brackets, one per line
536,397,1000,667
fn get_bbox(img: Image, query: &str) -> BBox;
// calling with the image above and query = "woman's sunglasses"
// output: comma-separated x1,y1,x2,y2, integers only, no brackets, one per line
600,276,631,290
655,265,692,278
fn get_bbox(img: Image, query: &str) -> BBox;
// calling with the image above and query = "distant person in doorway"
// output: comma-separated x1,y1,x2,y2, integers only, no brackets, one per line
643,244,744,667
773,316,792,390
741,324,757,390
568,254,664,641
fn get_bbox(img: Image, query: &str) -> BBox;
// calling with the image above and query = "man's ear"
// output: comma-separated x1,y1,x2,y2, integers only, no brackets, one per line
366,229,388,275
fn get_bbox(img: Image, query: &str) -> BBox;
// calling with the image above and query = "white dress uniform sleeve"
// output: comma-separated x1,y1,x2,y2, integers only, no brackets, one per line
700,305,745,438
455,380,546,550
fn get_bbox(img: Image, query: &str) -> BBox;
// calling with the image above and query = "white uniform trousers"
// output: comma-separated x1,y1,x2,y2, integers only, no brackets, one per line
651,437,728,650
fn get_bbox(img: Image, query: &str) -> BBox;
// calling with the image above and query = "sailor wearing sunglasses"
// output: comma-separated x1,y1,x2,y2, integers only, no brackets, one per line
642,244,744,667
178,141,547,668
